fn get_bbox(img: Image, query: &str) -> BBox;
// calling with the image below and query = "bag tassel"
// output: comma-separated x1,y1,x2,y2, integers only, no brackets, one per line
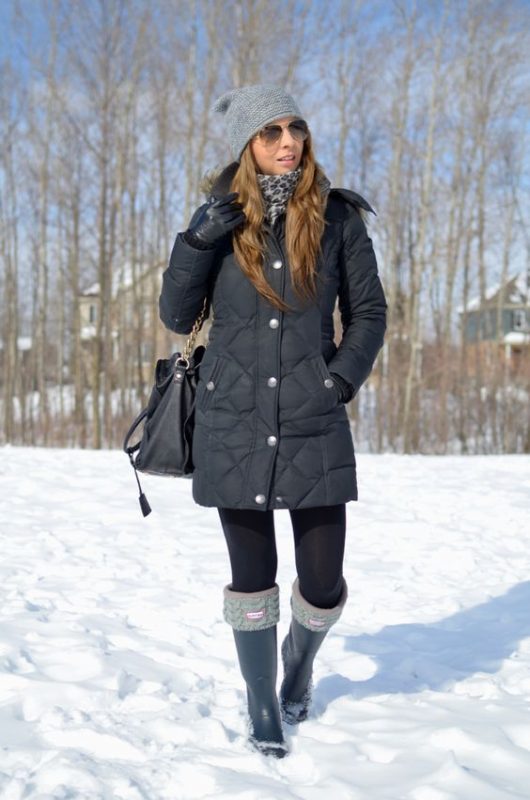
128,452,152,517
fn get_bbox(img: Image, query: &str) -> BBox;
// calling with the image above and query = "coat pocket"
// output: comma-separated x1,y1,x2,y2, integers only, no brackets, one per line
312,355,341,409
197,355,226,413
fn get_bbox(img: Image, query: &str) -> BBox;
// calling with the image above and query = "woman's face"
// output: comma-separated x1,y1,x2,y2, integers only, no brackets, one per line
249,116,305,176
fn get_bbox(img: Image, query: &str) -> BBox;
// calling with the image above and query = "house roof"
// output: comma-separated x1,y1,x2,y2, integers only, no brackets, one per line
459,271,529,313
81,282,100,297
80,261,160,298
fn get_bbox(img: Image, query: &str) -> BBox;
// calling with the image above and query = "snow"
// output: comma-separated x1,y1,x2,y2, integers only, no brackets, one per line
503,331,530,346
0,336,32,351
1,446,530,799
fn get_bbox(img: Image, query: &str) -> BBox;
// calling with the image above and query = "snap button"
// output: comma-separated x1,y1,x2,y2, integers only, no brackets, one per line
324,378,334,389
267,435,277,446
206,380,215,390
276,496,283,503
272,260,282,269
267,377,277,388
255,494,266,504
269,318,279,329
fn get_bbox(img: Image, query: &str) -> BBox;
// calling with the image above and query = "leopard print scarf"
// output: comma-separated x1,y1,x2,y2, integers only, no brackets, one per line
257,167,331,224
257,167,302,224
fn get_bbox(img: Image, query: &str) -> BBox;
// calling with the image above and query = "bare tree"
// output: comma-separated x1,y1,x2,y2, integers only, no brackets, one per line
2,0,529,454
0,62,23,444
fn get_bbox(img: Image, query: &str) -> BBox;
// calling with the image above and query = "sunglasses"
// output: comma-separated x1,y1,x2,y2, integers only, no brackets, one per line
255,119,309,148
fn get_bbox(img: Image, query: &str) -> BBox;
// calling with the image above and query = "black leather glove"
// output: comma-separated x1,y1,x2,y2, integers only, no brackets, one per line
329,372,355,404
183,192,245,249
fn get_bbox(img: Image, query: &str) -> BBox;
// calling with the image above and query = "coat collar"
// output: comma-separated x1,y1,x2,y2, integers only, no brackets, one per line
328,188,376,215
207,162,239,199
205,162,376,216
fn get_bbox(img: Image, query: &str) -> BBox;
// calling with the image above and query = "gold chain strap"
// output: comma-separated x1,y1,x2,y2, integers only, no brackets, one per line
182,297,208,363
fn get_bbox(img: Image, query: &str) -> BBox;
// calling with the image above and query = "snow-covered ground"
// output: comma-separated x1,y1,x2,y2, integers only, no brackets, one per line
1,446,530,799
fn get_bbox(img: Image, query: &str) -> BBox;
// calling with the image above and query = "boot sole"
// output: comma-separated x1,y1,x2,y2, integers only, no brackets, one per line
249,734,289,758
280,682,312,724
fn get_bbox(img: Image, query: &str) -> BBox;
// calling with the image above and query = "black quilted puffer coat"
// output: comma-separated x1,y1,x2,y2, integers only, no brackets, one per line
159,163,387,511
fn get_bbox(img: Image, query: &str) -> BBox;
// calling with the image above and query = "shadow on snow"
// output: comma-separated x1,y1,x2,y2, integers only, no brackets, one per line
315,581,530,709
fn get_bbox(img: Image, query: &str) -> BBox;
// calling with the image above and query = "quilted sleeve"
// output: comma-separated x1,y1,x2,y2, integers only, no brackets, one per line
326,205,387,398
159,203,218,334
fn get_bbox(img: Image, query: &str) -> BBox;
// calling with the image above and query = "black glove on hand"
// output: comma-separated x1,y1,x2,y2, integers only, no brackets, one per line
183,192,245,249
329,372,355,404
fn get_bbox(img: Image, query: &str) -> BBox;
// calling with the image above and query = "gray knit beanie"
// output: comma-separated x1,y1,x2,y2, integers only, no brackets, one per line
212,84,304,161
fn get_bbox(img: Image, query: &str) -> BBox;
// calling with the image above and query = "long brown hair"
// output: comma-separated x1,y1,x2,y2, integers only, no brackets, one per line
231,133,328,312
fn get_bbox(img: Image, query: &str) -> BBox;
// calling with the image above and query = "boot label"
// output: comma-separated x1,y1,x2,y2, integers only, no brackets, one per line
246,609,265,621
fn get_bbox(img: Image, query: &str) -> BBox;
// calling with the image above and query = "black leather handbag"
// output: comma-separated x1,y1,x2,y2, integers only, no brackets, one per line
123,299,208,517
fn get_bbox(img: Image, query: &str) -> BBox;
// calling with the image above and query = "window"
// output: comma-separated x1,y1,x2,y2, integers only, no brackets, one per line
141,341,152,362
89,304,97,324
513,309,527,332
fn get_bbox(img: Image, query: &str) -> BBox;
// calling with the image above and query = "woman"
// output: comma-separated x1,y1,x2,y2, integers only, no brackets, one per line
159,85,387,758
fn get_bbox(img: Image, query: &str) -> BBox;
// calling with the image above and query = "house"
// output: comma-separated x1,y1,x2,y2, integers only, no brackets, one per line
78,260,211,385
79,262,163,379
459,271,530,368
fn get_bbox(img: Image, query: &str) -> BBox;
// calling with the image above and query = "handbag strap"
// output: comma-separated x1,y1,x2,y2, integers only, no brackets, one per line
123,408,148,455
181,297,208,364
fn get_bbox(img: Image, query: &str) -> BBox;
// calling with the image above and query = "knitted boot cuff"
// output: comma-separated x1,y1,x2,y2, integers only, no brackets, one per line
291,577,348,632
223,583,280,631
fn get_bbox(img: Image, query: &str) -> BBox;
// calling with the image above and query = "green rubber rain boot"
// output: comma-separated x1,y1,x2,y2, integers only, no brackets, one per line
280,577,348,724
224,583,288,758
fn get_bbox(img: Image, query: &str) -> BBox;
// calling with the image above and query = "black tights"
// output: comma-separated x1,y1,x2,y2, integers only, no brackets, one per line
217,504,346,609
